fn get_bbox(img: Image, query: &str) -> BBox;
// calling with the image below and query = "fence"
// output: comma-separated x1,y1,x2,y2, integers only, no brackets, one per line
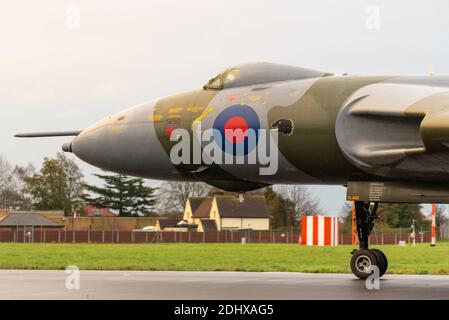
0,229,301,244
0,228,440,244
340,230,440,245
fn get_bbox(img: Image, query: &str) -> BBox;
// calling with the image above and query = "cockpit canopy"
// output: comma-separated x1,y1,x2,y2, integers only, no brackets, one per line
203,62,331,90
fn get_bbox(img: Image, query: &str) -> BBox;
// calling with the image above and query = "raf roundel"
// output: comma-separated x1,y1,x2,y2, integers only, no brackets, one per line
212,104,261,156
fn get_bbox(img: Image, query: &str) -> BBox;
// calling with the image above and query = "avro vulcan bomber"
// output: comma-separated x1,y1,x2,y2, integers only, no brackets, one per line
17,62,449,279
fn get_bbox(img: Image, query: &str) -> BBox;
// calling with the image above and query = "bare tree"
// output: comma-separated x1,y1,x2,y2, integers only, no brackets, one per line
0,156,13,191
274,185,321,218
0,156,13,210
157,181,212,214
436,204,448,229
11,163,36,210
0,156,35,210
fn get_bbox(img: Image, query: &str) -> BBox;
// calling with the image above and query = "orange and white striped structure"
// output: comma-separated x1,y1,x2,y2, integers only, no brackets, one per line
431,203,436,246
300,215,340,246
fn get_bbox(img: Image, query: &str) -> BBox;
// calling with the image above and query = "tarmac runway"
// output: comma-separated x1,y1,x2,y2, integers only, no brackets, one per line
1,270,449,300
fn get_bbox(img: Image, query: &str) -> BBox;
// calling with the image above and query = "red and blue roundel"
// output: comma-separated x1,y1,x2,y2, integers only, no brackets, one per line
213,104,260,156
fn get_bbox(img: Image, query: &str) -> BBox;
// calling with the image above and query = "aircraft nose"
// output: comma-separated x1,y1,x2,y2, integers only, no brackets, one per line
70,102,182,179
62,142,72,153
70,123,116,171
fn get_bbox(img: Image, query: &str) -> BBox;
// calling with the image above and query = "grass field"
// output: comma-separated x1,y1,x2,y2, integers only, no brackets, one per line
0,243,448,274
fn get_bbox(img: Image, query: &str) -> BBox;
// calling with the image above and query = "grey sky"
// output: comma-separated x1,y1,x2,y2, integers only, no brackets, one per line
1,0,448,216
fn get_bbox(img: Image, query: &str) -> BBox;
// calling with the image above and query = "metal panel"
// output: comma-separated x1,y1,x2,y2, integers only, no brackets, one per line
347,181,449,203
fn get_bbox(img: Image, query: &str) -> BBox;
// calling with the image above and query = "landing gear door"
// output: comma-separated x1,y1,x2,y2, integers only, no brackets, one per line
347,181,449,203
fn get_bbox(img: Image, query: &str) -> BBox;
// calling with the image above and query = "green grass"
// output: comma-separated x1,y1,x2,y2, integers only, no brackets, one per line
0,242,448,274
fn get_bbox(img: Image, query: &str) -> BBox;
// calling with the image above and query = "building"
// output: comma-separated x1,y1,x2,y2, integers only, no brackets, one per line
0,212,64,232
156,219,188,232
83,205,116,217
183,197,212,225
0,210,160,232
212,195,270,231
183,195,269,231
197,219,218,232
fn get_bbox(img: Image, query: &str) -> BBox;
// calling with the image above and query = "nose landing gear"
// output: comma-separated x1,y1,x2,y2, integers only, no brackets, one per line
350,201,388,279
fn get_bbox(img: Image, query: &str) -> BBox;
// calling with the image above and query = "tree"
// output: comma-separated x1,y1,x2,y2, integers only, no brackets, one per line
0,156,15,210
0,156,13,194
274,185,321,218
340,202,353,234
12,163,36,209
377,203,398,228
265,187,296,228
157,181,211,214
0,156,35,210
83,173,157,216
382,203,423,228
435,204,448,229
24,153,84,215
128,178,158,216
341,201,426,232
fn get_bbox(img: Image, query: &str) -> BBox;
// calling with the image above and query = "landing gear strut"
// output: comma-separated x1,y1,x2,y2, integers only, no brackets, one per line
350,201,388,279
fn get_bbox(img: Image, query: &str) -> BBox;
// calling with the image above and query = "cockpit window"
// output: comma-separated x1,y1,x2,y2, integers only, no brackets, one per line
203,68,241,90
223,68,240,86
203,62,330,90
203,74,223,90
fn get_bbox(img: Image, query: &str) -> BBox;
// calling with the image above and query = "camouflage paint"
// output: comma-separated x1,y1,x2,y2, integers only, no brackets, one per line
60,62,449,195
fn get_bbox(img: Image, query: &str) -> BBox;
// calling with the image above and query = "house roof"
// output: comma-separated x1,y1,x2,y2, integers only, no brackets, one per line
215,195,269,218
0,213,62,227
192,197,212,218
157,219,180,229
188,198,204,214
84,205,116,217
199,219,217,232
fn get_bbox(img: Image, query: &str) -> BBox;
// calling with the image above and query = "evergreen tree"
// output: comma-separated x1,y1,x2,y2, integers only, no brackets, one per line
83,173,157,216
127,177,158,216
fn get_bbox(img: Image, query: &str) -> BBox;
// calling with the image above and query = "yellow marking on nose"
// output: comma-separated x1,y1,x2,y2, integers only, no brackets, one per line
192,106,215,125
111,124,124,133
168,107,183,114
187,107,202,113
148,114,163,123
249,95,261,102
167,114,181,120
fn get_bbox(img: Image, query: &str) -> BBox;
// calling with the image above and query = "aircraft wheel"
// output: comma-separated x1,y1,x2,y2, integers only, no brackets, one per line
371,249,388,277
350,249,380,280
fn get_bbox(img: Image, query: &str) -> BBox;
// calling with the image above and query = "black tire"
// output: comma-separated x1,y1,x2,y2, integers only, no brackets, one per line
371,249,388,277
350,249,380,280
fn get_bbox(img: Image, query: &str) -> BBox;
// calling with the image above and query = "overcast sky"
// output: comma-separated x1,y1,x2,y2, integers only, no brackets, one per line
1,0,448,216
